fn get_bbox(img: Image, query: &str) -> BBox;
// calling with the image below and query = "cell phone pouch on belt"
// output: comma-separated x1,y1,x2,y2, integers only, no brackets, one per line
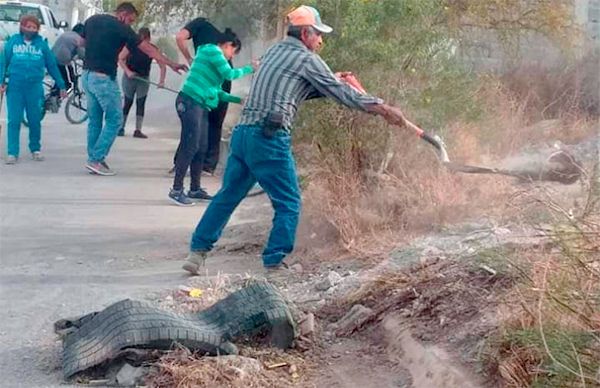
262,111,284,138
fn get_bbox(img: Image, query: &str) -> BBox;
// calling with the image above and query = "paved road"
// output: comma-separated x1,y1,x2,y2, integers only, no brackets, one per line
0,81,268,387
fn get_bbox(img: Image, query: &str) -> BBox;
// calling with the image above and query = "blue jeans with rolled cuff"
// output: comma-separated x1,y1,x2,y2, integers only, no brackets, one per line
190,124,301,267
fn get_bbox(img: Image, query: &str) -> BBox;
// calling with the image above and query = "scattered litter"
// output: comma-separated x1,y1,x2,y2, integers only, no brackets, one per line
479,264,497,276
265,362,288,370
189,288,203,298
288,364,300,379
88,380,110,386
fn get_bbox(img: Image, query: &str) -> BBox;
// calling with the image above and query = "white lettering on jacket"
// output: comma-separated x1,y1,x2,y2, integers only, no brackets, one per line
12,43,43,57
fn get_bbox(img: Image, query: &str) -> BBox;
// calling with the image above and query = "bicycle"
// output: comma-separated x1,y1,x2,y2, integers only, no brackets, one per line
23,60,88,126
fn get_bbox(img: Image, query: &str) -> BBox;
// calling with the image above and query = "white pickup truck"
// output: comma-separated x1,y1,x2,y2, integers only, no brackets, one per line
0,1,68,47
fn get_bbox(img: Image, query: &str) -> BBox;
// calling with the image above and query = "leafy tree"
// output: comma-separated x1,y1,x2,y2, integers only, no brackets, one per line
102,0,146,16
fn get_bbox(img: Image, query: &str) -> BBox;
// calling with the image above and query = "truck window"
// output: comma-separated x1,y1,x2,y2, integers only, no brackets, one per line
0,4,45,25
48,9,59,29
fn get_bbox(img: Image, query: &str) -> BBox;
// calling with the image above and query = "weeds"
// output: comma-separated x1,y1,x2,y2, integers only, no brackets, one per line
483,183,600,387
145,346,309,388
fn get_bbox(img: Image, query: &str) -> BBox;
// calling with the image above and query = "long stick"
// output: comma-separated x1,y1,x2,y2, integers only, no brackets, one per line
133,76,179,94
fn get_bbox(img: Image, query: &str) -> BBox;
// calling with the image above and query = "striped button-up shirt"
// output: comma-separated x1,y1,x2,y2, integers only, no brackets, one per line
239,37,383,132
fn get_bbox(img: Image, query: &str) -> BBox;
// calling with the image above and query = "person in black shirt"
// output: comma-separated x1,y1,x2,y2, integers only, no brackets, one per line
174,18,232,175
117,27,166,139
82,2,186,176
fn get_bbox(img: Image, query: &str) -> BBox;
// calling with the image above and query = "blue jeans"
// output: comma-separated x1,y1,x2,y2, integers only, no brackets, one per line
82,71,122,163
6,80,44,157
190,124,301,267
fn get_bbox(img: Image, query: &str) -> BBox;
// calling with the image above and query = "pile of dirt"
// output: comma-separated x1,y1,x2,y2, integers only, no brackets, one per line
315,257,515,386
325,258,511,334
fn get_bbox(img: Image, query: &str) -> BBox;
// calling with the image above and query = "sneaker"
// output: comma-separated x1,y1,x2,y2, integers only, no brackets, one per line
85,161,116,176
31,151,45,161
133,130,148,139
168,189,195,207
5,155,17,165
188,188,213,201
117,128,125,137
182,251,207,275
87,161,111,175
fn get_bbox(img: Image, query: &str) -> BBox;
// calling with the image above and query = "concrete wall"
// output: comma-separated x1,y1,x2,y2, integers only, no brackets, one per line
459,0,600,72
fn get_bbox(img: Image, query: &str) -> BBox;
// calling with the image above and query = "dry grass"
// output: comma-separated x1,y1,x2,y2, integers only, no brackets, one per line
484,186,600,387
300,116,517,257
299,62,597,260
474,76,598,156
499,53,600,120
145,346,312,388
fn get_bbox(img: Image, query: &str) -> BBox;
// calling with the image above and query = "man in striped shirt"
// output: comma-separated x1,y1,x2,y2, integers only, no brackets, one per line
182,5,407,274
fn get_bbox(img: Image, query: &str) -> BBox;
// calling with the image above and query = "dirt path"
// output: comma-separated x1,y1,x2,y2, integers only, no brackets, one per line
0,95,271,387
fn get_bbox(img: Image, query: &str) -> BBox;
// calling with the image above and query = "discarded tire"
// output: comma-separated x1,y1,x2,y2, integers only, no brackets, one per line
59,281,296,378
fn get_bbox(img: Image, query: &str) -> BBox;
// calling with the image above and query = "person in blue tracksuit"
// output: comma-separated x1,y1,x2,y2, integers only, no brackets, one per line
0,15,66,165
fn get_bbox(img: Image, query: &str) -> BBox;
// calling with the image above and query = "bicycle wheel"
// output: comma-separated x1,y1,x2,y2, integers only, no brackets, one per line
22,99,47,127
65,90,88,124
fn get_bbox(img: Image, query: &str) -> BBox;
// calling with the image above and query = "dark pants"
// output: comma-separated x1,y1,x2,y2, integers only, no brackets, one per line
173,92,209,192
121,75,150,132
173,100,228,173
51,64,75,95
122,95,147,118
204,101,228,172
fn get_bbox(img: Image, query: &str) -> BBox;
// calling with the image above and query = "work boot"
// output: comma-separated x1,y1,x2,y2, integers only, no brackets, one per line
182,251,207,275
133,130,148,139
264,262,292,283
31,151,45,161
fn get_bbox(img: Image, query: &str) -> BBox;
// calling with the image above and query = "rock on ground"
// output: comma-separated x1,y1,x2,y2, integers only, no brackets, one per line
332,304,374,334
115,363,148,387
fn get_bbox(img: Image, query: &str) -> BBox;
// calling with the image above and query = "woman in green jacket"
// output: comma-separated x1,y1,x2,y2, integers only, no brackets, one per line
168,28,256,206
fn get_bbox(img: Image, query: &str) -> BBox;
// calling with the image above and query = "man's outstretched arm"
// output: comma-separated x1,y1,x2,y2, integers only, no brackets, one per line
138,40,188,74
